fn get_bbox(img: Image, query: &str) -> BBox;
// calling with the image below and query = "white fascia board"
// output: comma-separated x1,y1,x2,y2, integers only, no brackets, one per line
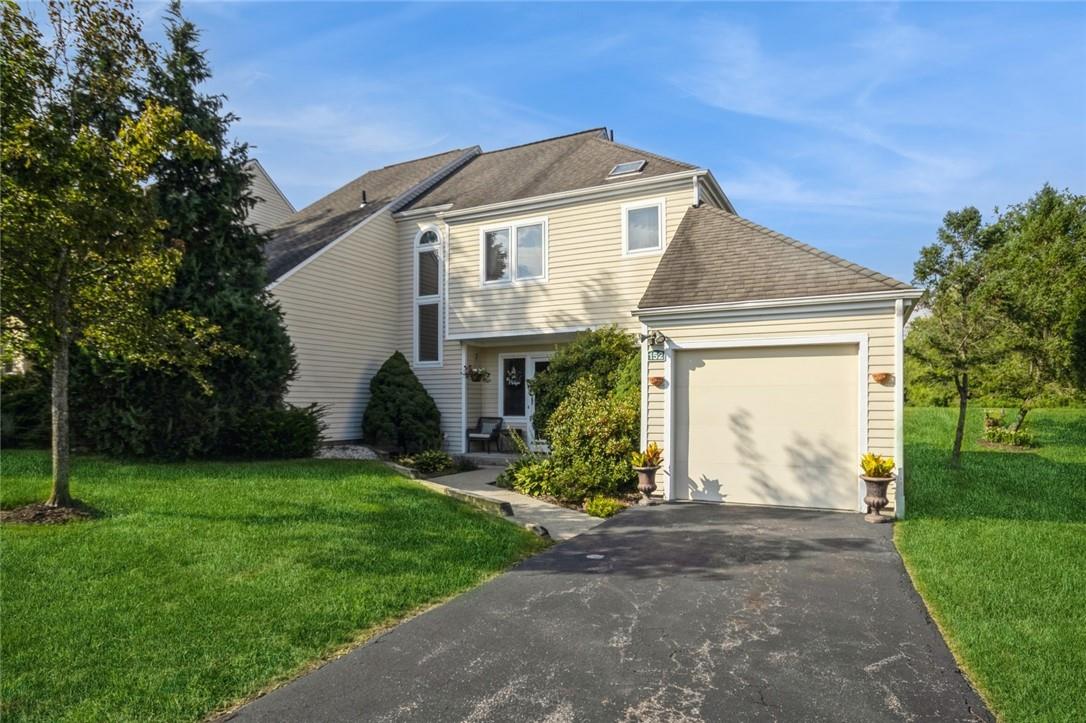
446,324,595,343
438,170,705,223
266,205,390,291
698,170,735,213
633,289,923,319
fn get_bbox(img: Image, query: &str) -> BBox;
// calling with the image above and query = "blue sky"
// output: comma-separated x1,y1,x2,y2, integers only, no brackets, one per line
137,1,1083,283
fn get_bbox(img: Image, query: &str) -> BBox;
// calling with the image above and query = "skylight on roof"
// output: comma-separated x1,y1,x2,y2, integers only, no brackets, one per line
608,160,646,178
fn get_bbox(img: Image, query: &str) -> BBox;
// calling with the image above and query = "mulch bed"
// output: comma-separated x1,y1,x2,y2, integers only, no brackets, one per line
1,501,99,525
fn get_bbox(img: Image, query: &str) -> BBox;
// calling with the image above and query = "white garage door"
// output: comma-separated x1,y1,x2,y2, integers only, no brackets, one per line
673,344,859,511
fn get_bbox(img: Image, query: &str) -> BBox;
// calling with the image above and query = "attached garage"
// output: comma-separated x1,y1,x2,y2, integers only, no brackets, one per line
635,204,921,516
671,341,862,511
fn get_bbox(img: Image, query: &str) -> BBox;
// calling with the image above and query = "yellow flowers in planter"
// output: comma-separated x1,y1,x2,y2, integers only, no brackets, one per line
631,442,664,469
860,452,895,478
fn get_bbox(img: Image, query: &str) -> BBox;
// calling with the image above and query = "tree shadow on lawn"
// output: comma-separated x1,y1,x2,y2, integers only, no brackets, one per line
905,442,1086,524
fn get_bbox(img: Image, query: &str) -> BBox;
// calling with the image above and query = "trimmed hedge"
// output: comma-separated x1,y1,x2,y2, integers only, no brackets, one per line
362,352,442,453
219,404,326,459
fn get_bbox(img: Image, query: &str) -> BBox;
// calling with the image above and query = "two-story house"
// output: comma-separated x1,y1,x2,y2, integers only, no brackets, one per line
263,128,920,516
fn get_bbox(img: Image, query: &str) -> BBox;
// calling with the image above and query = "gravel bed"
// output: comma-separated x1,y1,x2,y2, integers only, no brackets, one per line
315,445,380,460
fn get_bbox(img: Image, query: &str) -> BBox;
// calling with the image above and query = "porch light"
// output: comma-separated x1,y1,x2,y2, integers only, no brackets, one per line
638,329,666,346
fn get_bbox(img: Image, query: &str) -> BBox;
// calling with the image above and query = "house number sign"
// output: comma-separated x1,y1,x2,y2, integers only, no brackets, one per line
647,350,666,362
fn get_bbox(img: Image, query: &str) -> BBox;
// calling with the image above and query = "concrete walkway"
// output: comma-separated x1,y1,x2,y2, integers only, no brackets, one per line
431,467,603,541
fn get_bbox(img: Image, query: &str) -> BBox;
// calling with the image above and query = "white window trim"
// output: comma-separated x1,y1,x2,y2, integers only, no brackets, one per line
479,217,549,287
621,197,666,257
413,225,442,367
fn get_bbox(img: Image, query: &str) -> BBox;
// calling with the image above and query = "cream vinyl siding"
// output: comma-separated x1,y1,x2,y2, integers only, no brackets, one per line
272,210,398,441
645,305,899,505
397,216,464,451
446,181,695,337
246,162,295,232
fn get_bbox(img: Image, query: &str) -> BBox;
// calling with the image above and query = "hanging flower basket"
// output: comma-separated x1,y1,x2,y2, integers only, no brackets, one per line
463,365,491,383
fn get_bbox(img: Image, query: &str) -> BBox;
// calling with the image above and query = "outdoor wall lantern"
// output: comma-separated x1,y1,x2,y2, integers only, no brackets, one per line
638,329,666,347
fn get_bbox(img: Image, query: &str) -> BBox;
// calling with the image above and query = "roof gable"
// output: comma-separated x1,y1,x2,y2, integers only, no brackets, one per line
639,204,913,310
264,148,475,282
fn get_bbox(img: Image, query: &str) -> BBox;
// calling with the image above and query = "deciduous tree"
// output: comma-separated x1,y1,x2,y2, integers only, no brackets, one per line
908,207,1003,467
0,0,220,507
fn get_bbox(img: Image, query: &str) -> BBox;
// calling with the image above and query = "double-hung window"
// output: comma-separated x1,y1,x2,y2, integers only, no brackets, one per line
414,227,441,365
622,198,666,255
481,218,547,285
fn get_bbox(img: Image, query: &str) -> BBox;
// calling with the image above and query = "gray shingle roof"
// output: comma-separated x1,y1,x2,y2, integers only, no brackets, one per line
638,204,914,310
265,148,475,282
404,129,696,211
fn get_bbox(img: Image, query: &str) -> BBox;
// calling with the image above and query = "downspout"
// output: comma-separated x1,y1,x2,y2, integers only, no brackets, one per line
640,322,648,450
894,298,906,518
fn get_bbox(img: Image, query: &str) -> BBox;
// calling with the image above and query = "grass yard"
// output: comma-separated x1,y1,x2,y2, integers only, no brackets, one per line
897,407,1086,723
0,452,546,722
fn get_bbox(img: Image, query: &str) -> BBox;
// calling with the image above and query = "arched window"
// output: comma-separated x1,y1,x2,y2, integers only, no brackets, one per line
414,226,442,365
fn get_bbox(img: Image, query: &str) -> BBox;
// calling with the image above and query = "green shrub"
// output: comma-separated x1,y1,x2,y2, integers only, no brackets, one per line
512,459,556,498
220,404,326,459
982,409,1038,447
495,455,534,489
984,426,1037,447
0,372,50,449
528,326,638,435
584,496,625,518
611,353,641,406
546,377,639,502
400,449,454,474
362,352,442,453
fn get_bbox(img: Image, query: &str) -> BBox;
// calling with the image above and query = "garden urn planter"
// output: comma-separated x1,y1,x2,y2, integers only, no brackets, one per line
634,466,660,505
860,475,894,523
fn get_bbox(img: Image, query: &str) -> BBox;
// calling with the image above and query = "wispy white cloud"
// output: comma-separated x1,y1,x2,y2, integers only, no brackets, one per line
241,104,444,155
669,7,1020,230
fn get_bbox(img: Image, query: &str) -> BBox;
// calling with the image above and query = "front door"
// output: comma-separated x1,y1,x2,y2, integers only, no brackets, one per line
499,354,552,449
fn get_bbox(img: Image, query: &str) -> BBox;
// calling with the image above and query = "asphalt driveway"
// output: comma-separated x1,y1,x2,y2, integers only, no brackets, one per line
228,504,989,722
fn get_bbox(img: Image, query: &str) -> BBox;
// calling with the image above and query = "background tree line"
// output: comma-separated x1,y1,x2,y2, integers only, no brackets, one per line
906,185,1086,465
1,0,321,509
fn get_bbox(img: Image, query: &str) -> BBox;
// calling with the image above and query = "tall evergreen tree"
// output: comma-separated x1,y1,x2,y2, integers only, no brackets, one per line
73,0,298,458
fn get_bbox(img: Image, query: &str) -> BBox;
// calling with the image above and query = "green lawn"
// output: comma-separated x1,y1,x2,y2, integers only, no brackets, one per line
0,452,545,722
897,407,1086,723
